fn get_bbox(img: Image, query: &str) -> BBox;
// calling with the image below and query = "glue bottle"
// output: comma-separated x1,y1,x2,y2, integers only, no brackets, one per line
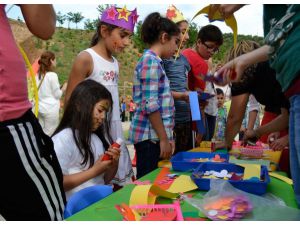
101,138,123,161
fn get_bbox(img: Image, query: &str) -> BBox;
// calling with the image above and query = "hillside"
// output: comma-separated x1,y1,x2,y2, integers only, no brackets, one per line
10,19,263,98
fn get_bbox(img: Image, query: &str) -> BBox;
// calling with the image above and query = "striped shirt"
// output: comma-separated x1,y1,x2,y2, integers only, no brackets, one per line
129,50,174,143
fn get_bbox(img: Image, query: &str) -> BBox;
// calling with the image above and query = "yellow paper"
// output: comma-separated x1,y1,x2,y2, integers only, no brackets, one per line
238,164,261,180
167,175,198,193
191,5,238,47
158,160,172,168
269,172,293,185
129,184,179,206
129,185,156,206
150,185,179,199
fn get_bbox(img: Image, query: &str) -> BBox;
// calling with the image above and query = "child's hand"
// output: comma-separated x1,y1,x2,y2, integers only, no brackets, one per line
159,139,172,159
106,146,121,164
93,156,112,175
181,91,190,103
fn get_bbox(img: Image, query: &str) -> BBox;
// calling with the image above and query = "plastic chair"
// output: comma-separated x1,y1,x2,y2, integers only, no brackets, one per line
64,185,113,219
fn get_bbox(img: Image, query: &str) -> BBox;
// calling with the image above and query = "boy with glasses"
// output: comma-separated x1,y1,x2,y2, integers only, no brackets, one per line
182,24,223,144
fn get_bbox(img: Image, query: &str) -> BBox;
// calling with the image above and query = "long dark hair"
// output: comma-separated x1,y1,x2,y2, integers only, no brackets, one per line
90,21,118,47
141,12,180,45
53,80,113,168
38,51,55,79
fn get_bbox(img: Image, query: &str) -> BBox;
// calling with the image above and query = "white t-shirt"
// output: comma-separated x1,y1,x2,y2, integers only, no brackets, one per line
36,71,62,114
52,128,105,199
204,81,218,116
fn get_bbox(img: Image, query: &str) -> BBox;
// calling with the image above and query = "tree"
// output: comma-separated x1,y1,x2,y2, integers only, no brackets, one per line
84,19,95,31
96,4,113,15
132,21,146,53
56,11,66,27
186,21,199,48
66,12,74,29
73,12,84,29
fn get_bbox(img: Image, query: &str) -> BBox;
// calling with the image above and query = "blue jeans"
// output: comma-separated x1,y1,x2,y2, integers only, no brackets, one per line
134,140,161,179
289,94,300,207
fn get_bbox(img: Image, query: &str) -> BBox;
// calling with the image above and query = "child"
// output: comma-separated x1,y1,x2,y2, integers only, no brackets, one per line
52,80,120,199
129,99,135,121
182,25,223,144
64,6,137,186
36,51,67,136
163,5,192,154
129,12,180,178
0,5,66,220
214,88,227,141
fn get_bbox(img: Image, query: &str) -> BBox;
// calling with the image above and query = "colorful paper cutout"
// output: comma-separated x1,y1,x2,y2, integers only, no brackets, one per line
129,184,178,206
191,5,238,48
189,92,205,134
269,172,293,185
167,175,198,193
237,164,261,180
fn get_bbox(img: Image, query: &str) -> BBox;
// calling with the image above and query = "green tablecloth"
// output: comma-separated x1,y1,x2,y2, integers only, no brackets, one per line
67,168,298,221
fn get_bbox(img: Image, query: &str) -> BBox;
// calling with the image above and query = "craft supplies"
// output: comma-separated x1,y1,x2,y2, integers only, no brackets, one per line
203,195,252,220
191,163,270,195
171,152,229,171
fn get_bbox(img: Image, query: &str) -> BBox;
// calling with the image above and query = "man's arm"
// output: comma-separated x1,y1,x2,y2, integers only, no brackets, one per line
20,5,56,40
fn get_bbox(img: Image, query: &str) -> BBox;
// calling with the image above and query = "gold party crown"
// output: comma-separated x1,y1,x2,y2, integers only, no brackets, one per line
166,5,185,24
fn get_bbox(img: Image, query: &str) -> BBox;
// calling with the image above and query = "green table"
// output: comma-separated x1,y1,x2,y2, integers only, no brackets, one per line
67,168,298,221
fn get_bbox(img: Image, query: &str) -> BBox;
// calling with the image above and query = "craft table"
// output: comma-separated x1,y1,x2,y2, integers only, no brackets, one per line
67,168,298,221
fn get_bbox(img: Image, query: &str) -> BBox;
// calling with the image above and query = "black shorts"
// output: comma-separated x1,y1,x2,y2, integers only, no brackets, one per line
0,110,66,220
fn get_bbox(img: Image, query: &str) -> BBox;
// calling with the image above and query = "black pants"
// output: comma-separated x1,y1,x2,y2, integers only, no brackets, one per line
174,121,193,154
0,110,66,220
203,113,216,141
134,140,160,179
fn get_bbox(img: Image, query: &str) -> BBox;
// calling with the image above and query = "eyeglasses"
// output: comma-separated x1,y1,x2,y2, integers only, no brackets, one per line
202,42,219,54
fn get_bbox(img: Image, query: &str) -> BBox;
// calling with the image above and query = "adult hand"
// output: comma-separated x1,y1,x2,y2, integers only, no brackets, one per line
267,132,280,144
159,139,173,159
269,135,289,151
242,129,258,146
215,55,249,85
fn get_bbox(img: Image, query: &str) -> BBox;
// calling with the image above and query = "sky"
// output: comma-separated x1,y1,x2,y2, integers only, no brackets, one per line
5,2,264,36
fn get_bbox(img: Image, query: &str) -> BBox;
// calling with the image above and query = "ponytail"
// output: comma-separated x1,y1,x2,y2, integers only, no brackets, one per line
38,51,55,79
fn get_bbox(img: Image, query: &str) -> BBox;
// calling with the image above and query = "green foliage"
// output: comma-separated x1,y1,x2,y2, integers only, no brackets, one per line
96,4,113,15
56,11,66,27
72,12,84,29
84,19,95,31
132,21,146,53
66,12,74,29
186,21,199,48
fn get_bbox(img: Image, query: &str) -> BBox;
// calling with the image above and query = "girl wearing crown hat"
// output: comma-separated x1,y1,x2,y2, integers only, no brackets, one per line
163,5,193,154
64,6,138,187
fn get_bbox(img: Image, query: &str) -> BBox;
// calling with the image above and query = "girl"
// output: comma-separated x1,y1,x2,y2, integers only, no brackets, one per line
0,5,65,220
129,12,180,178
52,80,120,199
163,5,192,154
36,51,67,136
64,6,137,186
